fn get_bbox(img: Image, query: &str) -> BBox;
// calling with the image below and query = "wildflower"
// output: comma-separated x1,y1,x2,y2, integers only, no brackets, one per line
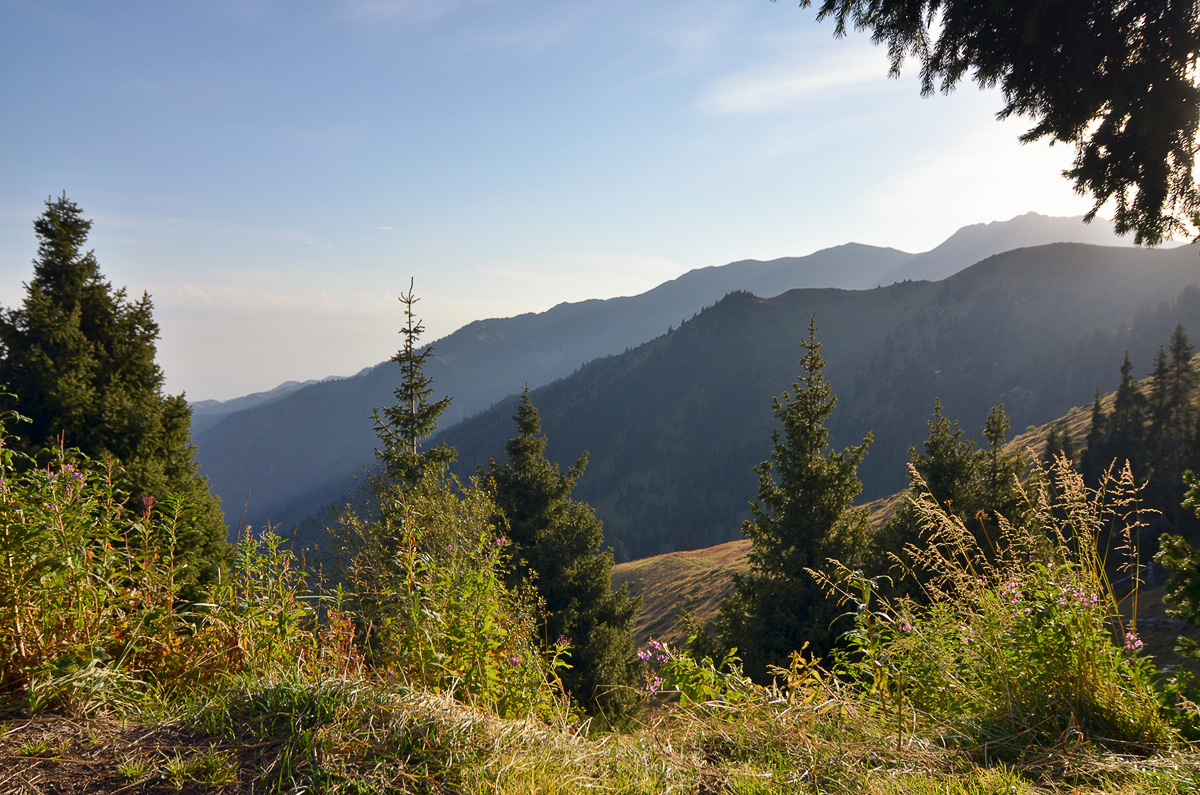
1124,631,1144,652
645,674,664,694
508,655,523,665
637,649,652,663
556,635,571,647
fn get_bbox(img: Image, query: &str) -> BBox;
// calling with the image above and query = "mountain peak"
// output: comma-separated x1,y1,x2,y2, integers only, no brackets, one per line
881,213,1136,284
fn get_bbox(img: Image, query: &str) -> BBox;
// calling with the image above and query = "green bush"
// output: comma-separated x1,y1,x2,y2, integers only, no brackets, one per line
825,457,1173,755
330,469,567,719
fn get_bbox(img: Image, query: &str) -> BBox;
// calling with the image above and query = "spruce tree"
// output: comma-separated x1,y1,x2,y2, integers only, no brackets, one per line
0,195,226,595
372,279,454,488
484,389,640,722
1146,326,1197,525
716,318,871,679
876,399,1025,584
1080,389,1108,483
1109,352,1148,473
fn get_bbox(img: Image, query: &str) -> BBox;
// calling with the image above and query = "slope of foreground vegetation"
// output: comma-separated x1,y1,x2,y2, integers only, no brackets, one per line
5,394,1200,794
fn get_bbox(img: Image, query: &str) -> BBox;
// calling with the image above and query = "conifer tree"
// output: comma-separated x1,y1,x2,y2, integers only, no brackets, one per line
0,195,226,595
1146,326,1197,524
1109,352,1148,471
980,404,1024,526
716,318,871,679
372,279,454,488
876,400,1025,582
1081,389,1108,481
484,389,640,722
1041,422,1074,470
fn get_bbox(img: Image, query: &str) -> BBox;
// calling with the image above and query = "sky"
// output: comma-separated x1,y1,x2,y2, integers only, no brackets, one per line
0,0,1111,401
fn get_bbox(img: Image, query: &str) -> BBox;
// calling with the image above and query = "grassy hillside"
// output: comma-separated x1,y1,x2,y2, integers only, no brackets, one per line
613,493,904,646
8,437,1200,794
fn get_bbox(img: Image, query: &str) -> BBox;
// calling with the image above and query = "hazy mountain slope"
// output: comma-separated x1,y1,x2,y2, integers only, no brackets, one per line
442,242,1200,561
192,213,1132,540
193,244,914,534
883,212,1138,283
190,378,331,437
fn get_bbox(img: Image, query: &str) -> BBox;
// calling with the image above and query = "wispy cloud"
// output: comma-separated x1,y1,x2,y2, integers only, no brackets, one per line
161,282,398,316
699,49,891,115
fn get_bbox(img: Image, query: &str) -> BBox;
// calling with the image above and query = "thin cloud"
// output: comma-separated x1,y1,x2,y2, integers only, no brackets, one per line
699,51,890,115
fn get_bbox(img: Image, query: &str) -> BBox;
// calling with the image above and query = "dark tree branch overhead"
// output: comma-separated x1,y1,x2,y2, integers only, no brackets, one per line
788,0,1200,245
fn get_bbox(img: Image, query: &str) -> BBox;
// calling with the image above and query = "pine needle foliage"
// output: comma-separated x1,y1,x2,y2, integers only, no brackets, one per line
483,388,641,723
798,0,1200,244
717,317,872,678
0,195,226,597
372,278,454,488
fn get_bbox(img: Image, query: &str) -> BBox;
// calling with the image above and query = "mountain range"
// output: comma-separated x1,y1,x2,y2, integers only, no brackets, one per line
440,243,1200,560
191,213,1147,546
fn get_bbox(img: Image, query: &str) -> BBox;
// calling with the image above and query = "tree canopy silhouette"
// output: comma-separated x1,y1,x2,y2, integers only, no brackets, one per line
793,0,1200,244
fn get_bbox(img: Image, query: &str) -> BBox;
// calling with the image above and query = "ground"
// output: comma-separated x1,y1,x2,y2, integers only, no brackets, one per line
0,715,250,794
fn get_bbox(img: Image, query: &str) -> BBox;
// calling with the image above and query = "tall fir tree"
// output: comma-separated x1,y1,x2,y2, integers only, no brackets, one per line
484,389,640,723
979,405,1025,535
372,279,454,488
1109,352,1148,474
1146,326,1197,525
0,195,226,595
716,318,871,679
1081,389,1108,481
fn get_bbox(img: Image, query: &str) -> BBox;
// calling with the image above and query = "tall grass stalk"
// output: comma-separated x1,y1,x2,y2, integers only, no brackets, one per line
821,455,1172,758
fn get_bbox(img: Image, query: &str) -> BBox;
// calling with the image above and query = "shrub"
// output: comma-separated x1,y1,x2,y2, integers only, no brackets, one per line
330,469,566,718
822,456,1174,756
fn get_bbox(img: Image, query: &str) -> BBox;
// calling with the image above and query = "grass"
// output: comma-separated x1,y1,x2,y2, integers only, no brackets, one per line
2,418,1200,793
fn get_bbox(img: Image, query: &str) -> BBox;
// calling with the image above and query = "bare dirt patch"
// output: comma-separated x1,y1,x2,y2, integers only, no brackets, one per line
0,714,253,795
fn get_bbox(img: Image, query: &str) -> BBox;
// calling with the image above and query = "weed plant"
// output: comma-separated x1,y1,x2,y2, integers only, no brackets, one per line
328,468,567,719
819,456,1174,759
5,394,1200,793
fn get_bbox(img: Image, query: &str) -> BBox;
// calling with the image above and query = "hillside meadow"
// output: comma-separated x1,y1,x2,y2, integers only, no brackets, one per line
5,403,1200,793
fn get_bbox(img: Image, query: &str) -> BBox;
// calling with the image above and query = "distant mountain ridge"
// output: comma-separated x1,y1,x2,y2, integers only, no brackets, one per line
191,379,329,437
190,213,1141,541
440,242,1200,561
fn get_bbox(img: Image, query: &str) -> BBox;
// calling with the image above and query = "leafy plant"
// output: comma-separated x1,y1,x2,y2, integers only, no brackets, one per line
821,456,1174,756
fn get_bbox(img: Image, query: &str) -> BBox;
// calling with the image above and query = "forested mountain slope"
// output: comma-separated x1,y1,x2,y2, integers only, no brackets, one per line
192,214,1135,539
442,242,1200,561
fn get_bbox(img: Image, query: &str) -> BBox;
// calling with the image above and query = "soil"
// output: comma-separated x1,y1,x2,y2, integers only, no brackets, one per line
0,714,256,794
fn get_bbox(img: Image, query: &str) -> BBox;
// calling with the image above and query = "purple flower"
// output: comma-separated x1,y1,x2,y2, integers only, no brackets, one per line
1125,631,1144,652
637,649,652,663
645,674,664,693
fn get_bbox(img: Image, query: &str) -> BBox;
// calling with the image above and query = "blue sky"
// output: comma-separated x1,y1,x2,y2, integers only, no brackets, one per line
2,0,1107,400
